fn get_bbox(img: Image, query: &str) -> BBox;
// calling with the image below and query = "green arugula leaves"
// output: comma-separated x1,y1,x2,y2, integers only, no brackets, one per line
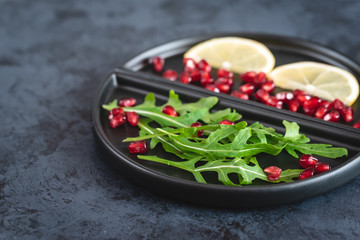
103,90,348,186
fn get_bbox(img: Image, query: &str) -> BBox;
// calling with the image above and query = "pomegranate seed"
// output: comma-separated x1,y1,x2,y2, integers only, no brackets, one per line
217,77,233,87
190,122,204,137
314,162,331,174
110,114,126,128
331,99,344,111
200,71,214,86
287,99,300,112
293,89,305,96
266,97,283,109
264,166,282,181
128,141,147,154
323,110,340,122
341,106,354,122
314,106,329,119
119,98,136,107
217,68,234,79
353,120,360,129
303,97,320,116
239,83,255,95
299,154,318,168
162,105,178,117
261,80,275,93
253,72,267,87
254,89,270,103
205,84,220,93
296,94,311,106
275,92,294,102
183,58,197,72
126,111,139,126
108,107,124,120
162,70,178,81
219,119,235,125
190,69,201,82
319,99,331,109
179,72,192,84
230,90,249,100
197,59,211,72
240,71,257,83
215,80,231,93
152,56,164,72
298,168,315,180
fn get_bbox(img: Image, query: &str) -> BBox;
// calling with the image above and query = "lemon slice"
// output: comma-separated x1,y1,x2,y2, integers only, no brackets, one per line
184,37,275,74
269,61,359,106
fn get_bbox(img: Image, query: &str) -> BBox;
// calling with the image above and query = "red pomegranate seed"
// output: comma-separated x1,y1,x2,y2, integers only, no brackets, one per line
240,71,257,83
275,92,294,102
298,168,315,180
190,122,204,137
239,83,255,95
126,111,139,126
341,106,354,122
287,99,300,112
179,72,192,84
296,94,311,106
217,77,233,87
331,99,344,111
314,106,329,119
162,69,178,81
217,68,234,79
110,114,126,128
261,80,275,93
323,110,340,122
219,119,235,125
205,84,220,93
128,141,147,154
353,120,360,129
183,58,197,72
293,89,305,96
200,71,214,86
253,72,267,87
266,97,283,109
152,56,164,72
264,166,282,181
230,90,249,100
215,79,231,93
119,98,136,107
162,105,178,117
108,107,124,120
197,59,211,72
254,89,270,103
190,69,201,82
314,162,331,174
299,154,318,168
319,99,331,109
303,97,320,116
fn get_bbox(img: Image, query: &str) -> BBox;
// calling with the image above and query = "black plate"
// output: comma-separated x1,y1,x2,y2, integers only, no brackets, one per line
92,34,360,208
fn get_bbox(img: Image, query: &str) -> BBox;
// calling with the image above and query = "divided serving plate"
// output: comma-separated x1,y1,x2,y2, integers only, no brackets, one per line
92,33,360,208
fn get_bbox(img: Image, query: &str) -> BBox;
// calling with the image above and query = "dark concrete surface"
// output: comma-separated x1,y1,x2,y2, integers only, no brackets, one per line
1,0,360,239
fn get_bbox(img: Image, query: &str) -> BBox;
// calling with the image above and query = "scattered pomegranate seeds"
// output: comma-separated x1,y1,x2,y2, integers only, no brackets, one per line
200,71,214,86
190,122,204,137
219,119,235,125
239,83,255,95
303,97,320,116
299,154,318,168
230,90,249,100
287,99,300,112
162,105,178,117
342,106,354,122
152,56,164,72
261,80,275,93
331,98,344,111
323,110,340,122
264,166,282,181
314,162,331,173
266,97,283,109
215,78,231,93
217,68,234,79
126,112,139,126
240,71,257,83
190,69,201,82
354,120,360,128
128,141,147,154
254,89,270,103
163,69,178,81
275,92,294,102
179,72,192,84
183,58,197,72
205,84,220,93
197,59,211,72
119,98,137,107
298,168,315,180
314,106,328,119
108,107,124,120
110,114,126,128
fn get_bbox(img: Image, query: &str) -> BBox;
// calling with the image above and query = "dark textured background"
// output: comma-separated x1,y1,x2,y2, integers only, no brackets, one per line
1,0,360,239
